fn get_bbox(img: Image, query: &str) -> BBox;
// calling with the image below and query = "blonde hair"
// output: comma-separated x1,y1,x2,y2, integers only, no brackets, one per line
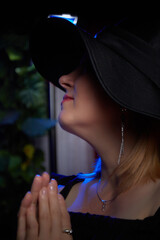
78,113,160,194
115,113,160,193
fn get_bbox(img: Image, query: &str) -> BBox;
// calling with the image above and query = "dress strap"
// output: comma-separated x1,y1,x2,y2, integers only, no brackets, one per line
51,173,84,199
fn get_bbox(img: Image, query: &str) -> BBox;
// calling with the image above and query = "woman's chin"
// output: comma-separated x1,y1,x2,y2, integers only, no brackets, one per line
58,110,94,141
58,112,75,133
58,113,86,139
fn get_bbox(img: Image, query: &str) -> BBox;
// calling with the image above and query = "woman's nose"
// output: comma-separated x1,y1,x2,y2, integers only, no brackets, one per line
59,74,74,90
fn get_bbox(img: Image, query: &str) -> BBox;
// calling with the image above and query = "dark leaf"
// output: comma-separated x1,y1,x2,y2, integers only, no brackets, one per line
21,117,57,136
0,111,20,125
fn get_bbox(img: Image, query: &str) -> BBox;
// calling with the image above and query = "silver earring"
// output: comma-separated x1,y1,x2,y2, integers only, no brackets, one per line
117,108,126,165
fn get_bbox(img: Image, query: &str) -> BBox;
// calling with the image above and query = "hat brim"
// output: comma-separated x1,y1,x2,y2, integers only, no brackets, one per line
30,17,160,119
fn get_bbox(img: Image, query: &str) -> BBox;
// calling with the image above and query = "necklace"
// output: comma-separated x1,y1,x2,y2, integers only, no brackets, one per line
96,110,125,212
96,179,116,212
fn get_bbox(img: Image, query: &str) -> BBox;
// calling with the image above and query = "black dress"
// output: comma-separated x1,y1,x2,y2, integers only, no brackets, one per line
51,173,160,240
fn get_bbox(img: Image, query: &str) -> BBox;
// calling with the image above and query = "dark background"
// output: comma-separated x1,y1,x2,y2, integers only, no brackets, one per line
0,4,128,34
0,3,157,37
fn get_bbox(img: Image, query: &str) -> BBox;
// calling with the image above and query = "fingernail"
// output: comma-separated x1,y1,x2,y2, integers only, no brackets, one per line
50,178,55,182
49,182,54,191
26,191,31,195
26,191,31,197
42,188,46,195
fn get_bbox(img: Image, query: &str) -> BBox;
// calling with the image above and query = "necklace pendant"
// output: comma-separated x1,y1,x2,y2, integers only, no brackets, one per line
96,178,116,212
102,200,107,212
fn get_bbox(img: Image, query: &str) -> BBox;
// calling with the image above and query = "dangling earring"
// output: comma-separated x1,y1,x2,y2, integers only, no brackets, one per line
117,108,127,165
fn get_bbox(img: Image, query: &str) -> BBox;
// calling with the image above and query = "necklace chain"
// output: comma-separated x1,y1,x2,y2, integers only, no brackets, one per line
96,179,116,212
96,111,125,212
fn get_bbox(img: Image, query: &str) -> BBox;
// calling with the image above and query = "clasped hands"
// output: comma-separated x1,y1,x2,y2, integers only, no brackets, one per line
17,172,73,240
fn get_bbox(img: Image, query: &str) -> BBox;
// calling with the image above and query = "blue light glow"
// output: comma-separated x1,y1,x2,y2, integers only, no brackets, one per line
48,14,78,25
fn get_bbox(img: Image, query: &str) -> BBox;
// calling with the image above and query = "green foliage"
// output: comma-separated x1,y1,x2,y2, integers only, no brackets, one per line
0,32,56,239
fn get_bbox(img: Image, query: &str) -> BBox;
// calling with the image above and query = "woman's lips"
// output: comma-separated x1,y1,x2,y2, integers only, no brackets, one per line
61,95,74,104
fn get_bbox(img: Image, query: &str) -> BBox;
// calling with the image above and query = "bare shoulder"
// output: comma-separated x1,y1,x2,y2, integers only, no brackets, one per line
57,180,84,206
65,181,84,208
65,177,94,208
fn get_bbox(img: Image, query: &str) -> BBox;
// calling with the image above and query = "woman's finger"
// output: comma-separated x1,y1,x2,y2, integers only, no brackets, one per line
30,174,42,219
17,192,32,240
26,204,38,240
48,180,62,238
41,172,50,187
31,174,42,204
38,187,50,240
58,194,73,240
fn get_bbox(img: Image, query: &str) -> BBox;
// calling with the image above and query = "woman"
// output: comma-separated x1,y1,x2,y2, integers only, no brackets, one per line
17,16,160,239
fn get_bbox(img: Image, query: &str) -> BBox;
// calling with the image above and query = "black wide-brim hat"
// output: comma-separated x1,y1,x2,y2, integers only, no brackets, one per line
30,16,160,120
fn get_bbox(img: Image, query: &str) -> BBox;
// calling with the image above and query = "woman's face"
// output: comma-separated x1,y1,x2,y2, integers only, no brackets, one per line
58,63,121,141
